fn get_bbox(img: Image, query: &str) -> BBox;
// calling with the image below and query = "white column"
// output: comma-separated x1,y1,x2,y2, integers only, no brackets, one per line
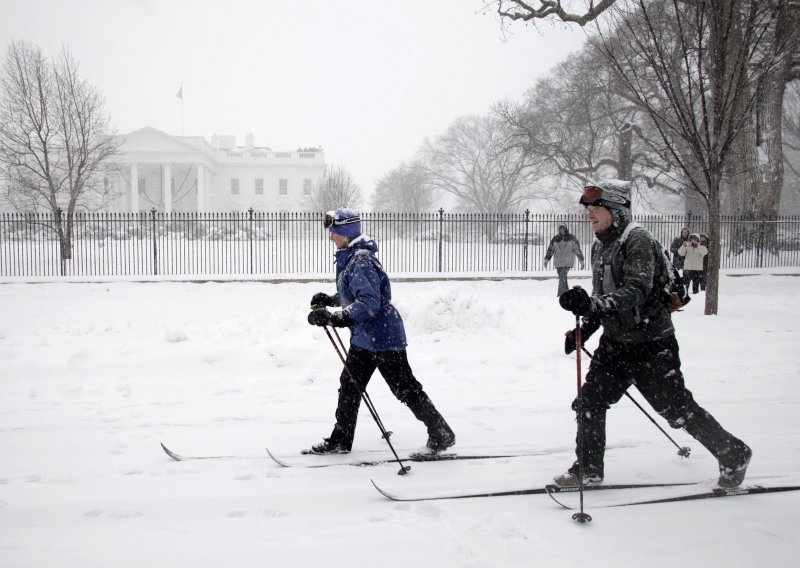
163,163,172,213
196,164,205,212
129,163,139,212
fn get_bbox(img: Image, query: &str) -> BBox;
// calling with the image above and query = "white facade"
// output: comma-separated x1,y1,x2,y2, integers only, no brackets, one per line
110,126,326,212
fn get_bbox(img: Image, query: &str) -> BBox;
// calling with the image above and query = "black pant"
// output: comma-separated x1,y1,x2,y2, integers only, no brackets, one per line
573,334,743,476
685,270,703,294
329,346,445,449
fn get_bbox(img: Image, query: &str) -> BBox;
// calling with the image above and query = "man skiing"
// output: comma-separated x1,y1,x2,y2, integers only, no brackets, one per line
305,208,455,454
556,180,751,489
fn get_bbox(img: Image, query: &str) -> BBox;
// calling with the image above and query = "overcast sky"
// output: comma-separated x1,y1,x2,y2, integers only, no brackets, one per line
1,0,589,202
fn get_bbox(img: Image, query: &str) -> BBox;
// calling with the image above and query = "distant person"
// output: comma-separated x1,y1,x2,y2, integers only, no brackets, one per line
556,180,751,489
544,224,585,296
305,208,455,454
678,233,708,294
699,234,710,291
670,227,690,278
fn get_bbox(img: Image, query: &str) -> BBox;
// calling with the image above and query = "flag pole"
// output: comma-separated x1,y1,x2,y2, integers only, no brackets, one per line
176,82,184,135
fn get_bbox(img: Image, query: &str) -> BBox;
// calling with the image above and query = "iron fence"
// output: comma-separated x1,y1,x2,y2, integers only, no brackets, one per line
1,208,799,278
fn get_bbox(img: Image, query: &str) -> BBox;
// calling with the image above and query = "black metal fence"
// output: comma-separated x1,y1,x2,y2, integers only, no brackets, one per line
1,209,799,278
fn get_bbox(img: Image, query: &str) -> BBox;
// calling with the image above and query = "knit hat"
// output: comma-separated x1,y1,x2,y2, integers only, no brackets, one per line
324,208,361,239
580,179,632,225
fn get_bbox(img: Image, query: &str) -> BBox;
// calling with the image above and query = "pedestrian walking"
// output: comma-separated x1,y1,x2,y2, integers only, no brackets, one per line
544,224,585,296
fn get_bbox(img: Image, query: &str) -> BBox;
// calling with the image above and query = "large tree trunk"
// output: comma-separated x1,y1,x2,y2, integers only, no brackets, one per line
753,1,799,248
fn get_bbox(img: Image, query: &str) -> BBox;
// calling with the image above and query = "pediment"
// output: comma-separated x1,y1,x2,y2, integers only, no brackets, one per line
118,126,208,154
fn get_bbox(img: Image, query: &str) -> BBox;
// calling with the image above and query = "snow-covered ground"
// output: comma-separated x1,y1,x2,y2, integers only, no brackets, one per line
1,273,799,567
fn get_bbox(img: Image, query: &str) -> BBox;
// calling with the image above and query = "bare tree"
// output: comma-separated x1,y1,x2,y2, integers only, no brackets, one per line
0,40,119,259
492,0,798,316
420,114,546,213
590,1,786,314
495,47,684,209
490,0,617,26
782,82,800,211
371,160,440,212
302,163,363,212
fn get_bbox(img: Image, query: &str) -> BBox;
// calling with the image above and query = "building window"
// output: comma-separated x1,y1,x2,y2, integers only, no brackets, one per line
231,178,240,195
279,179,288,195
303,179,312,196
255,178,264,195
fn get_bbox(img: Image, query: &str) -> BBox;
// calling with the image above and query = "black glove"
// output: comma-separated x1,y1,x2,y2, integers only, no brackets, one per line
307,308,332,327
564,329,578,355
307,308,353,328
328,311,353,328
564,318,600,354
310,292,337,308
559,287,594,316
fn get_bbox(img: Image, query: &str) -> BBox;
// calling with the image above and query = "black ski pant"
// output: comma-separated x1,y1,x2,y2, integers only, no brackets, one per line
685,270,703,294
571,334,745,477
327,345,448,449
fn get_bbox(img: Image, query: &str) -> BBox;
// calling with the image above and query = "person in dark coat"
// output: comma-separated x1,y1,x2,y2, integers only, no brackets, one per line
699,233,710,291
544,224,585,296
556,180,751,489
670,227,690,285
306,208,455,454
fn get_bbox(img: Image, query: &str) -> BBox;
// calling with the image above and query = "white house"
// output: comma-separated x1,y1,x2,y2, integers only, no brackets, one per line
110,126,326,212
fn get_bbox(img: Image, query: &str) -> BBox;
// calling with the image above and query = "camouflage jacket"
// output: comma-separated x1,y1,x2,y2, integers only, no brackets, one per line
590,221,675,343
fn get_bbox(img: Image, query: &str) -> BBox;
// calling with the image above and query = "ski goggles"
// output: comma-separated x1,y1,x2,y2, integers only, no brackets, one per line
579,186,603,206
323,211,361,229
579,186,629,208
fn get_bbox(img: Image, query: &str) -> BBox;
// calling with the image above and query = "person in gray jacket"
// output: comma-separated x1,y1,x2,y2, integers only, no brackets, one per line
544,224,585,296
556,179,751,489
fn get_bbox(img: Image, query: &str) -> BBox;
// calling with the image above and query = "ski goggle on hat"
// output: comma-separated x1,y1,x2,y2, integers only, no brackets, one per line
323,210,361,228
579,185,629,209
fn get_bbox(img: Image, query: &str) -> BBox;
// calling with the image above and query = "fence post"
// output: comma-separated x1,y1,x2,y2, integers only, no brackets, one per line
150,207,158,275
437,207,444,273
524,208,531,272
248,207,254,275
56,207,65,276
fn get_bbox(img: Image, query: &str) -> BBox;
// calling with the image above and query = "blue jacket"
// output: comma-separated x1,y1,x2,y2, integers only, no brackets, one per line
335,236,407,351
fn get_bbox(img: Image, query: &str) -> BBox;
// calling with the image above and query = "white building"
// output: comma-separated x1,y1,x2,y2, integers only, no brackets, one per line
110,126,326,212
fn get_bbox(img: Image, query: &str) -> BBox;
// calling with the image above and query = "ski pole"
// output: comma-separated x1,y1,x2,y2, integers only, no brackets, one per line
580,345,691,458
331,326,393,441
321,325,411,475
573,316,592,524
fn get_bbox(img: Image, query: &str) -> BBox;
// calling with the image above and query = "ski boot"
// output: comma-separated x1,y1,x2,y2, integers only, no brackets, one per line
717,443,752,489
553,463,603,487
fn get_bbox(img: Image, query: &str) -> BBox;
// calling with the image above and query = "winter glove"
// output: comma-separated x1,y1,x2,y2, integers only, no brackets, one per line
329,311,353,328
307,307,332,327
310,292,338,308
579,261,585,270
564,318,600,354
543,260,549,268
559,287,594,317
307,308,353,328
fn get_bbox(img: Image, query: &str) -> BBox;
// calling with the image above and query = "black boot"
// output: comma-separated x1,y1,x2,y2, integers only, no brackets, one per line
426,421,456,452
407,394,456,452
302,424,353,455
683,410,751,487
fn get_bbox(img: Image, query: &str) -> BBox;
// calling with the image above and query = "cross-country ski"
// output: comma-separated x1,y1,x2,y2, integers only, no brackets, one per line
266,447,556,469
371,480,698,502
